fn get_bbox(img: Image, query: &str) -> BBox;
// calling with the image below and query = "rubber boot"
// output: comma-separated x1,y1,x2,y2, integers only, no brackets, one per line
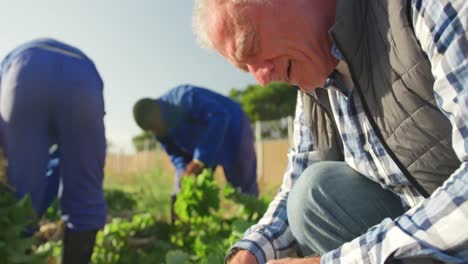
62,228,98,264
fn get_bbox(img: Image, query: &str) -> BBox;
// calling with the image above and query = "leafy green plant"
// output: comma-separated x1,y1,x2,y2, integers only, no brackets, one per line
35,240,62,262
165,250,191,264
0,184,49,264
28,168,272,264
169,169,269,263
224,184,270,222
105,189,137,213
174,169,220,221
92,213,155,264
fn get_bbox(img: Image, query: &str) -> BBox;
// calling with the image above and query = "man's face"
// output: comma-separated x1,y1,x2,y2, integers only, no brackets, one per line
209,0,338,92
145,107,169,138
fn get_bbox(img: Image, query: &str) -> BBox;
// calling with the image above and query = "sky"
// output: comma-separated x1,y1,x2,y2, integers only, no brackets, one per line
0,1,256,153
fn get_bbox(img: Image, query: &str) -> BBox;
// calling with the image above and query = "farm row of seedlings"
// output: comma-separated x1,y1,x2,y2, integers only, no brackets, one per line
0,169,270,264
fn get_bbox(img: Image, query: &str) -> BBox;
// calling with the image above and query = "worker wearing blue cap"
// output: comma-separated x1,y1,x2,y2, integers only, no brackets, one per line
0,38,106,264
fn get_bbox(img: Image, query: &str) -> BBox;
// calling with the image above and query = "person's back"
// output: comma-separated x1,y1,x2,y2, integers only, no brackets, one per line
157,85,245,169
1,38,89,69
0,38,106,264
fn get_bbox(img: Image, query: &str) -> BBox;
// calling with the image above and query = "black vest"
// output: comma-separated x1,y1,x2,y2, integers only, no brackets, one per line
302,0,460,197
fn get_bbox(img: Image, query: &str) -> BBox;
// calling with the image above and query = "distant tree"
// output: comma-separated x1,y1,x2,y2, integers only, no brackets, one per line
131,83,297,151
132,131,158,152
229,82,297,121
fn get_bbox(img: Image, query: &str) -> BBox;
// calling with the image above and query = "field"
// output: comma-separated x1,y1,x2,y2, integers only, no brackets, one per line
0,140,288,263
105,139,290,197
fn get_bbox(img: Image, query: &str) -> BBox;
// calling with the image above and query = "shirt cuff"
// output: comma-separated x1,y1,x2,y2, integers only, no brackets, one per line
224,231,276,264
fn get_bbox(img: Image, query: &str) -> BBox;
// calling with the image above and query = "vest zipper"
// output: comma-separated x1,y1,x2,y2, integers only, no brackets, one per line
330,35,430,198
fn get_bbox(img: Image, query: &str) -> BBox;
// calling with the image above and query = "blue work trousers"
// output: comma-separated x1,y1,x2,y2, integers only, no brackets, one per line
224,116,258,196
0,46,107,231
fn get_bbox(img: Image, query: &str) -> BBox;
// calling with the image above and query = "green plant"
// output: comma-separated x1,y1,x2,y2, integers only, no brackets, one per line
30,168,271,264
0,184,49,264
224,184,270,222
174,169,220,221
105,189,137,213
165,250,191,264
93,213,155,264
169,169,269,263
35,240,62,262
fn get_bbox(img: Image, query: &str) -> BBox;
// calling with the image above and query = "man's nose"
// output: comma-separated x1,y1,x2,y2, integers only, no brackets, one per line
247,61,274,86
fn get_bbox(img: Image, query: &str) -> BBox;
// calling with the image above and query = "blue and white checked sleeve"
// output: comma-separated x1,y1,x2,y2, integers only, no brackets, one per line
322,0,468,263
225,92,321,263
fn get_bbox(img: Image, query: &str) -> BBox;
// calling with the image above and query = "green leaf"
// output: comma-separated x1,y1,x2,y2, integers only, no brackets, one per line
165,250,191,264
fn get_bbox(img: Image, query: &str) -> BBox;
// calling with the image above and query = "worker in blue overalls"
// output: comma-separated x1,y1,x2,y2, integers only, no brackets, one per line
0,38,106,264
133,84,258,221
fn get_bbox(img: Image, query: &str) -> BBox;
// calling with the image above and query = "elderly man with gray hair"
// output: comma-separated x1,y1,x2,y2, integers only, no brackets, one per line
192,0,468,263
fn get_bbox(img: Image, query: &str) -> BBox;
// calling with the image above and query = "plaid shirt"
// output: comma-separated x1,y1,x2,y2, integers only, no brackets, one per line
228,0,468,263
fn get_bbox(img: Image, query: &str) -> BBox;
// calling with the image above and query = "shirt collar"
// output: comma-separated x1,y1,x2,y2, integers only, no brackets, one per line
331,43,345,61
322,44,351,97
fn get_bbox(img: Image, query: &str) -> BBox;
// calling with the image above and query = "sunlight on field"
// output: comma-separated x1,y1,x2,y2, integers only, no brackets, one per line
104,144,287,202
104,162,174,221
104,158,282,224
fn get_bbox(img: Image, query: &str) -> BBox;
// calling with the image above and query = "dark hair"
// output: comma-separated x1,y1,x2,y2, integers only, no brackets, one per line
133,98,157,130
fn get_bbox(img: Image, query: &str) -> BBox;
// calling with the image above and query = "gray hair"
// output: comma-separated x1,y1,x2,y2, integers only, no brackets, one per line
192,0,269,49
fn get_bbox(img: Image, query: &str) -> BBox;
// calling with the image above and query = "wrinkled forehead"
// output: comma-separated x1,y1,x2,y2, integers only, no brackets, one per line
208,4,236,57
208,1,258,66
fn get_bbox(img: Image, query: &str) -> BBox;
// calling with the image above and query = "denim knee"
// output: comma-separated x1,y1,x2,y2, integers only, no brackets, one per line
287,162,339,255
287,161,341,214
287,161,405,256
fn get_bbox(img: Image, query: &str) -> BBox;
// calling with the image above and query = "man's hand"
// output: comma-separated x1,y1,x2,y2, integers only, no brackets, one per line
228,250,258,264
182,160,204,176
266,257,320,264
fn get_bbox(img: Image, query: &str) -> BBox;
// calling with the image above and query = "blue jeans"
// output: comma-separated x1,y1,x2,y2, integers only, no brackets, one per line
287,161,405,256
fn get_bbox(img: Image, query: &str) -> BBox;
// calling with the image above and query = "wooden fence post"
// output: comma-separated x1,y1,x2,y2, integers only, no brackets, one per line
287,115,293,144
255,121,263,180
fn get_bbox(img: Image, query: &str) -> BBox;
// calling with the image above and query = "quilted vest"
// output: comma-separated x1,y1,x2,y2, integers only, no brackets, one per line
302,0,460,197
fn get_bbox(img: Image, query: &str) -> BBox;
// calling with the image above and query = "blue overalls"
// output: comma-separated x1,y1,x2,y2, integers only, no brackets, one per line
0,39,107,231
156,85,258,196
